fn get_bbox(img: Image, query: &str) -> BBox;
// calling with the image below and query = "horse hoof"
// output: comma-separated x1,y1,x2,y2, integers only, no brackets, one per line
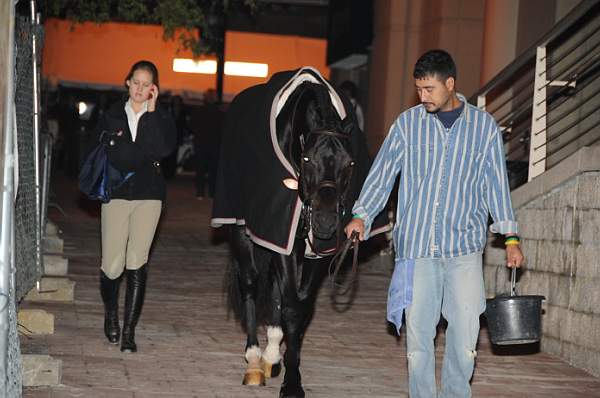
279,385,305,398
262,359,282,378
270,362,282,378
242,369,265,386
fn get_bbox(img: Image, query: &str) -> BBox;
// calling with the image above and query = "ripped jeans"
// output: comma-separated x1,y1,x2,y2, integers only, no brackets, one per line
405,252,485,398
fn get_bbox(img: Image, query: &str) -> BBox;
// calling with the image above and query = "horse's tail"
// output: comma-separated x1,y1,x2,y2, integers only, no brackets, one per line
224,246,274,331
224,253,244,322
254,253,275,326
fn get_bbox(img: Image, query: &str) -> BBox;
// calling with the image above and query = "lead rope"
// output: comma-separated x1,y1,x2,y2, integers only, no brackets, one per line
328,230,359,296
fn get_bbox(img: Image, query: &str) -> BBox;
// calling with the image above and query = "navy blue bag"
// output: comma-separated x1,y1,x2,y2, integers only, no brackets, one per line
78,131,134,203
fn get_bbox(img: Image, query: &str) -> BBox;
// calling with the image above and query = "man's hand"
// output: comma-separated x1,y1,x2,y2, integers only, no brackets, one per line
345,218,365,241
506,244,524,268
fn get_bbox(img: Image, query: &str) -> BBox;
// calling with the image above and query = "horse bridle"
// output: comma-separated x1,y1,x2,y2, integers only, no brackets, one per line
291,127,361,298
295,128,354,257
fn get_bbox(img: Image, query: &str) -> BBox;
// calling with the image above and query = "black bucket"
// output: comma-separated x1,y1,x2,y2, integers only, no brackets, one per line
485,268,545,345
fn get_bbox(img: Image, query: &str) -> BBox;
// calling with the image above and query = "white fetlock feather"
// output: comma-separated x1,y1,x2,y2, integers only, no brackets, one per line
263,326,283,364
245,345,262,363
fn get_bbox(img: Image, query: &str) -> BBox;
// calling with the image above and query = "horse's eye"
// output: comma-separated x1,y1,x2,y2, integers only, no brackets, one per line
303,157,310,162
349,161,355,167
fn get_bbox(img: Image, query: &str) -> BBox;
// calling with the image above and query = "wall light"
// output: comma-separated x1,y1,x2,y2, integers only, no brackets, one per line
78,101,88,115
173,59,217,74
224,62,268,77
173,58,268,78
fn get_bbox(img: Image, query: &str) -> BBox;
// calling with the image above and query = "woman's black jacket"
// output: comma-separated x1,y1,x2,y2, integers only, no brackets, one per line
91,100,177,201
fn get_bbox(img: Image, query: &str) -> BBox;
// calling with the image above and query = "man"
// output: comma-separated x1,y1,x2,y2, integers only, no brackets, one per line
345,49,524,397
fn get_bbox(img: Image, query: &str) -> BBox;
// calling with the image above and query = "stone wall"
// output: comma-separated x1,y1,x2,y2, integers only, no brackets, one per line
484,171,600,377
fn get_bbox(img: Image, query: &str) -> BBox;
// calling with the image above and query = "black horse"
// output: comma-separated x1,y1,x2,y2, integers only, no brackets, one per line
212,68,385,397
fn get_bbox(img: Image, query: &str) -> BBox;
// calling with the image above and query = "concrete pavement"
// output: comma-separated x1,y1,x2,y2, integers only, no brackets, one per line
21,174,600,397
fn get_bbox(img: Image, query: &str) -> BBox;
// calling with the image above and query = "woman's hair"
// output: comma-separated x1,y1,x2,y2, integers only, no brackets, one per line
124,60,159,89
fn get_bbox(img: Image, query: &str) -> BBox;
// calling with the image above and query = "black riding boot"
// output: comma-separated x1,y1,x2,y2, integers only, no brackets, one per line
120,265,148,353
100,271,121,344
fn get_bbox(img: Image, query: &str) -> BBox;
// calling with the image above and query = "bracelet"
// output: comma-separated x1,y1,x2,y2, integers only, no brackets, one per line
505,236,520,246
352,214,362,220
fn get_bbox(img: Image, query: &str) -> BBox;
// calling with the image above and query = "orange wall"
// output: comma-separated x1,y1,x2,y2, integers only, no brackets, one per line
42,18,329,97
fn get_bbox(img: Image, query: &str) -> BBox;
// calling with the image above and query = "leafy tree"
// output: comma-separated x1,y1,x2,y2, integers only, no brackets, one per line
40,0,258,56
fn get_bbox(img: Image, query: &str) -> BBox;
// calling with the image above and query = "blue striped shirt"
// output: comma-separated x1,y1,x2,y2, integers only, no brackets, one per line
353,94,518,259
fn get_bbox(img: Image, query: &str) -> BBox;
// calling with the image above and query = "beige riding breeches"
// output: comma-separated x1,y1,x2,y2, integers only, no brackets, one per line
101,199,162,279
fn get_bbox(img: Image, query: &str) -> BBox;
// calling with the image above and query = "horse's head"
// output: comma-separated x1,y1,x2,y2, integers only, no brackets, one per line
299,125,355,239
278,81,356,241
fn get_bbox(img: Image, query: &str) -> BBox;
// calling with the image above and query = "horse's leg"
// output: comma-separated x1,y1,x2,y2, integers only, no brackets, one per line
278,255,330,398
272,251,306,398
262,280,283,378
297,257,329,303
230,225,265,386
298,258,329,336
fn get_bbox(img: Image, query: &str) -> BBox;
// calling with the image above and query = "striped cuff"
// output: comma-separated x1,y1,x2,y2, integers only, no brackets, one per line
351,203,372,239
489,220,518,235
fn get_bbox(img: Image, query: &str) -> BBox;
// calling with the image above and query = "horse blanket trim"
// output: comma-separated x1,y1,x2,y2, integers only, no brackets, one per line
211,67,389,255
269,67,346,178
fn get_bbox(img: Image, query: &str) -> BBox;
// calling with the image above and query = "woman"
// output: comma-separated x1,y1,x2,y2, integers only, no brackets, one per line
94,60,176,353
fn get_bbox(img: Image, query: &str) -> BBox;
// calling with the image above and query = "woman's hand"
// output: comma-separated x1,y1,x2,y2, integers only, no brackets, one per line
148,84,159,112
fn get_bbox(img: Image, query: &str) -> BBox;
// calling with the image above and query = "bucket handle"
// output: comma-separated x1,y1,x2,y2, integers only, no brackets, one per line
510,267,517,297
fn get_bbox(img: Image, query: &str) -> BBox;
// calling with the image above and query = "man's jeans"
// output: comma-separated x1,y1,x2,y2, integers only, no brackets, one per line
405,252,486,398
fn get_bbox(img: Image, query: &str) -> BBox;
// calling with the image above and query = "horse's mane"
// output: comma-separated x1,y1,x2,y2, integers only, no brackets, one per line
311,83,341,131
276,81,344,171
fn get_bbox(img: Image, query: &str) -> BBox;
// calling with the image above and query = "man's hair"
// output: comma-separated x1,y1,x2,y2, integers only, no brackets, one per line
413,49,457,81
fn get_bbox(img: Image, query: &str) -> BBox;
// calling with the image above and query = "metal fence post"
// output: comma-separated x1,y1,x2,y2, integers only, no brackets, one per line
529,46,548,181
477,94,486,110
0,0,23,395
41,135,53,233
30,0,43,277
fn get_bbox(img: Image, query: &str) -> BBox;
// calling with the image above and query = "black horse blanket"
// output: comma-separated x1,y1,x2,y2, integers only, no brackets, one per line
211,67,388,255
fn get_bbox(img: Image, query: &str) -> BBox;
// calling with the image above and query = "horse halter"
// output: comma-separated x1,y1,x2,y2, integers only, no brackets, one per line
298,127,354,200
297,127,354,256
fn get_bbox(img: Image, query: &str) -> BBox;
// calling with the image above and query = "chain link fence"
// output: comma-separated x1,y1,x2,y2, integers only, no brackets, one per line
1,3,23,396
0,5,47,396
14,15,43,303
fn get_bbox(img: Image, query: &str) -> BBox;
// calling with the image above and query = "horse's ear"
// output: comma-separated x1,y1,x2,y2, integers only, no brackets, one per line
341,117,354,135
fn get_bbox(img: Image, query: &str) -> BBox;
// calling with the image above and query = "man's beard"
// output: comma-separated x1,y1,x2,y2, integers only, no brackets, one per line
422,102,439,113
